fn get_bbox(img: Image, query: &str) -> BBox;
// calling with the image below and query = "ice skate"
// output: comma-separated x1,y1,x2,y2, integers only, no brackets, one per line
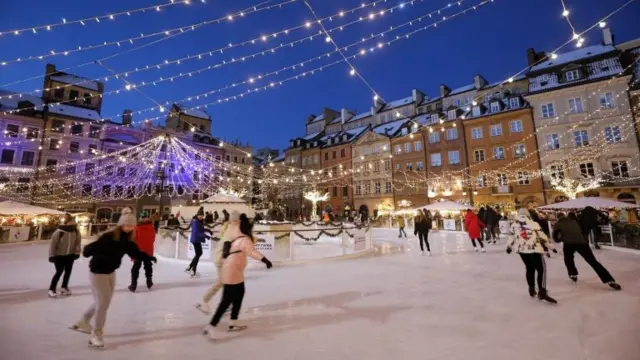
69,319,92,334
128,284,137,293
569,275,578,282
191,271,200,279
228,320,248,332
481,248,486,253
427,251,431,256
608,282,622,291
88,330,104,348
195,302,211,314
48,290,58,298
146,278,153,290
528,287,537,298
538,289,557,304
474,247,479,253
184,268,192,275
59,288,72,296
420,251,424,256
202,325,224,340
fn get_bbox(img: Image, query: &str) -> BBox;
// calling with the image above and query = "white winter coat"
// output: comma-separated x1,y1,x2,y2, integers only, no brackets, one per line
506,216,553,254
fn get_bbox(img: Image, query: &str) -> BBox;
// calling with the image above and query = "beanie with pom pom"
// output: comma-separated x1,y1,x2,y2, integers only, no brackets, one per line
118,207,137,227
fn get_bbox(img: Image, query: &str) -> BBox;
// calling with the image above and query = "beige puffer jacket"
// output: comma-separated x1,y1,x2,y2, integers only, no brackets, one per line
220,226,265,285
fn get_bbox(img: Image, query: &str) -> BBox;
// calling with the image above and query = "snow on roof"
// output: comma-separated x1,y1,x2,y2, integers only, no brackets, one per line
173,104,210,120
0,90,44,111
48,103,101,121
272,153,285,162
105,133,139,144
303,132,321,140
344,126,368,137
50,74,100,91
383,96,413,110
419,96,440,106
348,111,371,123
529,45,616,72
486,73,527,88
374,119,406,136
310,114,325,123
449,84,475,95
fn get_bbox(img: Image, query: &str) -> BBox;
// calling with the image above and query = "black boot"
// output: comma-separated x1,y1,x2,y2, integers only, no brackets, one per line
528,287,537,298
538,288,557,304
608,282,622,291
146,278,154,290
128,283,137,293
569,275,578,282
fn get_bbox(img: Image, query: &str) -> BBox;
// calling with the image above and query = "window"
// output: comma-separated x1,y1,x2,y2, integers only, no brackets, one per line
605,126,622,144
545,133,560,150
16,178,30,193
579,162,595,177
401,128,408,136
446,128,458,140
384,160,391,171
490,124,502,137
343,186,348,196
45,159,57,173
332,151,337,159
49,138,60,150
568,97,584,113
510,120,523,133
416,160,424,170
69,90,79,101
394,145,402,154
69,142,80,153
509,97,520,109
364,183,371,195
612,160,629,178
448,150,460,164
65,162,76,175
514,144,526,158
565,69,580,81
490,102,500,113
404,143,411,153
493,147,505,160
106,166,114,176
324,152,329,161
332,187,338,197
517,171,531,185
541,103,555,118
574,130,589,147
549,164,565,179
385,181,392,193
83,93,92,105
53,88,64,99
21,151,35,166
372,145,379,154
375,182,381,194
395,163,401,171
26,127,39,140
374,162,380,172
355,183,361,195
430,153,442,167
447,109,457,120
1,149,15,164
5,124,19,138
471,127,483,139
600,92,615,108
496,173,508,186
82,184,92,196
85,163,95,175
340,149,345,157
472,106,481,117
117,167,126,177
476,175,488,188
430,114,439,123
414,141,422,151
429,132,440,143
474,149,485,162
71,124,83,136
51,120,65,133
406,162,413,171
453,99,461,107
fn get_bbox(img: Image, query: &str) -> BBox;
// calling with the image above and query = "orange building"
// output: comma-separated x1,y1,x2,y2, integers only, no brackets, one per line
390,121,429,208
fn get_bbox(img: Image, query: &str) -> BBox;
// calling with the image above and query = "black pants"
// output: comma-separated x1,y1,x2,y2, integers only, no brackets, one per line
188,242,203,273
210,283,246,326
153,221,160,232
130,259,153,285
418,232,430,252
519,253,546,290
471,238,484,248
563,244,614,283
49,255,75,291
399,227,407,237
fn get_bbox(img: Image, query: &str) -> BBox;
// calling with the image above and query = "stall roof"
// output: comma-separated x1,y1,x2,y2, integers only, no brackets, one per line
0,200,66,216
537,197,638,210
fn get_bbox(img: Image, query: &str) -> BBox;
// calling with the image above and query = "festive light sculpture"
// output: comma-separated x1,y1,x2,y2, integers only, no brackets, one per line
304,190,329,221
550,176,601,199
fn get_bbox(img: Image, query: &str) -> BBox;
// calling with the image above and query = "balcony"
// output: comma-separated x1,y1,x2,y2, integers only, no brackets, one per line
492,185,513,195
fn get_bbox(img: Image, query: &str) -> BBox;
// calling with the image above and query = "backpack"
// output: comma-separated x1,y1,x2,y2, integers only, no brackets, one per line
222,236,245,259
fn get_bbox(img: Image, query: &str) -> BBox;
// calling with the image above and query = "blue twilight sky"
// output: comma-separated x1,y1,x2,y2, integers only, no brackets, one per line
1,0,639,150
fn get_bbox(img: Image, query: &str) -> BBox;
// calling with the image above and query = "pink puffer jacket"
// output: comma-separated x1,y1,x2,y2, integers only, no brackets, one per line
220,226,265,285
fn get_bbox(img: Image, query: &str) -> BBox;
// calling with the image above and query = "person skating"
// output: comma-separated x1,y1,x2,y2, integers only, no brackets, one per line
464,209,486,252
213,211,220,223
48,213,82,298
69,208,157,348
579,206,601,249
414,211,431,255
202,214,273,339
485,206,500,244
553,213,621,291
151,211,161,232
185,207,211,278
128,212,156,292
195,211,241,314
506,208,557,304
222,209,230,222
397,216,407,238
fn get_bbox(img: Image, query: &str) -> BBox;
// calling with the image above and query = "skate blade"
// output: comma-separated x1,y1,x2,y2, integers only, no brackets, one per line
228,325,247,332
69,325,92,334
194,304,210,315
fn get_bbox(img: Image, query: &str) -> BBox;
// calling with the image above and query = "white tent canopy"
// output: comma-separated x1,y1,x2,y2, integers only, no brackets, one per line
420,200,471,211
201,193,246,204
0,200,66,216
173,194,255,221
537,197,638,211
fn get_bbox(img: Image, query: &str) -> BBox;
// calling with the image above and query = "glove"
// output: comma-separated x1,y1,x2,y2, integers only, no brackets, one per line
48,256,55,263
73,254,80,260
505,247,512,254
150,256,158,264
552,249,558,254
545,251,551,258
261,257,273,269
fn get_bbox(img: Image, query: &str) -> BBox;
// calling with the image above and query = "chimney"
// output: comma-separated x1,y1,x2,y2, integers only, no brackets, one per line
122,109,133,126
527,48,537,66
341,108,349,124
439,84,451,98
412,89,425,105
371,98,385,114
42,64,58,102
602,27,614,46
474,74,488,90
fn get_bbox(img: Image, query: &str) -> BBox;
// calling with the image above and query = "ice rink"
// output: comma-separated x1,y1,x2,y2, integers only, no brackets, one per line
1,229,639,360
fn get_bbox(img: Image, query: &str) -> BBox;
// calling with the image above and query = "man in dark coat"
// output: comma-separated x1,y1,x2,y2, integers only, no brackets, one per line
578,206,600,249
485,206,500,244
553,213,621,290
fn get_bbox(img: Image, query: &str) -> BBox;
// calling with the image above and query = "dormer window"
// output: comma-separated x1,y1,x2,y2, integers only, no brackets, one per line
401,128,408,136
509,97,520,109
430,114,438,123
566,69,579,82
342,135,348,141
447,109,457,120
313,141,317,147
297,140,301,146
327,138,332,145
453,99,461,107
290,141,295,147
490,102,500,113
472,106,481,117
485,94,492,102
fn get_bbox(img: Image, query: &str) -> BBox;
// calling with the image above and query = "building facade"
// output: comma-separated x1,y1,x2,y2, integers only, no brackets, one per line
390,121,429,208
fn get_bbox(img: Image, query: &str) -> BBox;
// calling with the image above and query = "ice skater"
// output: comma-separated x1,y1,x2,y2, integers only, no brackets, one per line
464,209,485,252
202,214,273,339
414,211,431,255
70,208,157,348
506,208,557,304
48,213,82,298
397,215,407,238
195,210,241,314
185,207,211,278
128,212,156,292
485,206,500,244
552,212,621,291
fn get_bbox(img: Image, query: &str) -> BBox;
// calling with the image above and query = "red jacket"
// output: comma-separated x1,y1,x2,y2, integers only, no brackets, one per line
132,221,156,259
464,211,485,239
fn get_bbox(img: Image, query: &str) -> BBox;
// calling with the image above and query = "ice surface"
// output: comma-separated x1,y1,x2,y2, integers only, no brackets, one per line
0,229,639,360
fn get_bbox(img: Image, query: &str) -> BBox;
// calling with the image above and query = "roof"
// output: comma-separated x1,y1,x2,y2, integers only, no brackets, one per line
344,126,368,137
616,38,640,52
486,73,527,88
373,119,406,137
529,45,617,72
382,96,413,110
105,133,139,144
310,114,325,123
303,132,321,140
463,96,528,119
50,74,100,91
272,153,285,162
449,84,475,96
347,111,371,123
419,96,440,106
0,90,44,111
0,200,66,216
173,104,210,120
48,104,101,121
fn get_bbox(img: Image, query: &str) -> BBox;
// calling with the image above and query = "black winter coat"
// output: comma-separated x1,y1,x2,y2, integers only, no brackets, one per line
83,230,154,274
414,217,431,235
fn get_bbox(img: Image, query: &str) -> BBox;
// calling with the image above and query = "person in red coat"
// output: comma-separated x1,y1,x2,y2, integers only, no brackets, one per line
128,212,156,292
464,209,486,253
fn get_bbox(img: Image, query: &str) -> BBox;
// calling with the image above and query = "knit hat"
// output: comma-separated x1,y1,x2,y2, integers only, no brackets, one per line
517,208,532,219
229,210,241,222
118,208,137,227
197,206,205,216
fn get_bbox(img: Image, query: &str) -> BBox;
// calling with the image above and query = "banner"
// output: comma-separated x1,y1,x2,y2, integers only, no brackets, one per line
254,234,275,259
6,226,30,242
353,229,366,252
499,220,511,236
188,239,211,260
443,219,457,231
